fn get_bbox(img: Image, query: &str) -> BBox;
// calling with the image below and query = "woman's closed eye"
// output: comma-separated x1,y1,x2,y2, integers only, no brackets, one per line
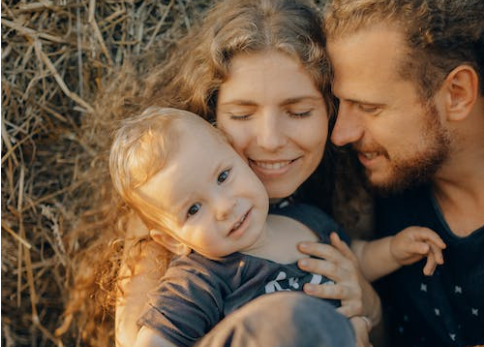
225,106,256,121
228,113,252,121
217,169,231,184
288,109,312,118
187,202,201,218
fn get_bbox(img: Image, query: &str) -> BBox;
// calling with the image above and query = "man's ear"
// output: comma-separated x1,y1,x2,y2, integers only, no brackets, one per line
443,65,478,121
150,229,191,256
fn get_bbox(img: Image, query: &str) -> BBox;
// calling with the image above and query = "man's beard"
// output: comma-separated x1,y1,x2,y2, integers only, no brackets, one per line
367,102,451,194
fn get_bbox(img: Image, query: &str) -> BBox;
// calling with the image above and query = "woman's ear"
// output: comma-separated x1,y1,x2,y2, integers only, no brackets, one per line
150,229,191,256
443,65,478,121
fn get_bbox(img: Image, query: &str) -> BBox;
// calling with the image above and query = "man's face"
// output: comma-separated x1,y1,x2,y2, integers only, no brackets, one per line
327,24,450,192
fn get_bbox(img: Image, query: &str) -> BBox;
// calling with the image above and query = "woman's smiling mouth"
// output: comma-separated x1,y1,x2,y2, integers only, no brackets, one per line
248,158,301,177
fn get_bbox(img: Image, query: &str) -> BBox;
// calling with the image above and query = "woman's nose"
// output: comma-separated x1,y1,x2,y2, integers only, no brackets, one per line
256,111,287,151
331,103,364,147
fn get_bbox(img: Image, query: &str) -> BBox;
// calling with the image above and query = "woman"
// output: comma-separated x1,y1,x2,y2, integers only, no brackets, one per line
116,0,380,346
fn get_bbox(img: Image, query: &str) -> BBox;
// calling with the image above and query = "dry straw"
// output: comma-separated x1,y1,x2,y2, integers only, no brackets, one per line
1,1,211,346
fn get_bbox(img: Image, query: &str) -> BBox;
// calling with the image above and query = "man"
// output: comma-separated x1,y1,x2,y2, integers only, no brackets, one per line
324,0,484,346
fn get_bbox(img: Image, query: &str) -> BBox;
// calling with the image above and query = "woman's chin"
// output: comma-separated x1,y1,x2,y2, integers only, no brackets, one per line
265,183,297,200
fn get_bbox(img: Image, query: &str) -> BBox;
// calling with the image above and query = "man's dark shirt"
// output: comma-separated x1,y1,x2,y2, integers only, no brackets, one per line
376,184,484,347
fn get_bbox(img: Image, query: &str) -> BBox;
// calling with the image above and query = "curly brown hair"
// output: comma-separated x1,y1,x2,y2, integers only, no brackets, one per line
324,0,484,99
144,0,334,122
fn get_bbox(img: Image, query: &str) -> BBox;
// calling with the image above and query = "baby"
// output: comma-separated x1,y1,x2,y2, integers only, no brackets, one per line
109,107,446,347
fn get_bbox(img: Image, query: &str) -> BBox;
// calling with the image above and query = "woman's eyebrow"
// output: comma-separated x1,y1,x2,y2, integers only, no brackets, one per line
217,100,257,107
280,96,323,106
219,96,322,107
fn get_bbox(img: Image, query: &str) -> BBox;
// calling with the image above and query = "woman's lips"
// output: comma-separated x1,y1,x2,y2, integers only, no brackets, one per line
248,158,300,177
250,160,292,170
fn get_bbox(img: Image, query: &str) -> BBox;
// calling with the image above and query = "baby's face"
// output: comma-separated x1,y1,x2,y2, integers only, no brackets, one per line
139,122,269,259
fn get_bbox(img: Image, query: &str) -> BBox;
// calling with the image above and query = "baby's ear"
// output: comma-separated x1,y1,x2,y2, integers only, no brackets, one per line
150,229,191,256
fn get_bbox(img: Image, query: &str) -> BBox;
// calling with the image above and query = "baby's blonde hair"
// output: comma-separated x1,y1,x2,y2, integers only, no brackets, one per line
109,107,221,234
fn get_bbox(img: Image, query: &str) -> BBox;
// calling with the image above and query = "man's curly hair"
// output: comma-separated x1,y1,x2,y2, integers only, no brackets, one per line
324,0,484,100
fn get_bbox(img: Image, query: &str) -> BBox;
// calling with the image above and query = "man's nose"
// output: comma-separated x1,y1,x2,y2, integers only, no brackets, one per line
331,103,364,147
257,111,287,151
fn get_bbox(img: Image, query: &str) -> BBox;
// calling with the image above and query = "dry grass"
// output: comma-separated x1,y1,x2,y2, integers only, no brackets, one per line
1,1,212,346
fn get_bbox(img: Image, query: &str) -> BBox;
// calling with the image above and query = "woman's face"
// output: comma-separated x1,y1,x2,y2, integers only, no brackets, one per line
216,51,328,199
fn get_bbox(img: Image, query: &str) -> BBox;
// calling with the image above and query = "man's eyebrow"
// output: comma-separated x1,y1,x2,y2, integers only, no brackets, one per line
338,96,385,106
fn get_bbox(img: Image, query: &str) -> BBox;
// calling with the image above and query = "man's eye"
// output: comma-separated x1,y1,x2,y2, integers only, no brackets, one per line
187,203,201,217
358,104,379,113
217,169,230,184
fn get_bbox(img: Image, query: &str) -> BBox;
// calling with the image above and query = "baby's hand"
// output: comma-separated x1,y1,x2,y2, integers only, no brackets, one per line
390,227,446,276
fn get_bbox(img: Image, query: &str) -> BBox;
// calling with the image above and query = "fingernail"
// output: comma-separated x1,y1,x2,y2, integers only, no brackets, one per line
299,259,308,267
299,242,308,249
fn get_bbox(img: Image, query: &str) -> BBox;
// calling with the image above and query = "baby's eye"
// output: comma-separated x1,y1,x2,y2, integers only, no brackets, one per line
217,169,230,184
187,203,201,218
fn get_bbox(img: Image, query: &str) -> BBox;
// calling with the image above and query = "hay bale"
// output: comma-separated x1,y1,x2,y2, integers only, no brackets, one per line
1,1,212,346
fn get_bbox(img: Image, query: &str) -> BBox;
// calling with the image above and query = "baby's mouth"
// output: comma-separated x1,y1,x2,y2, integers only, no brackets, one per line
229,209,250,234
